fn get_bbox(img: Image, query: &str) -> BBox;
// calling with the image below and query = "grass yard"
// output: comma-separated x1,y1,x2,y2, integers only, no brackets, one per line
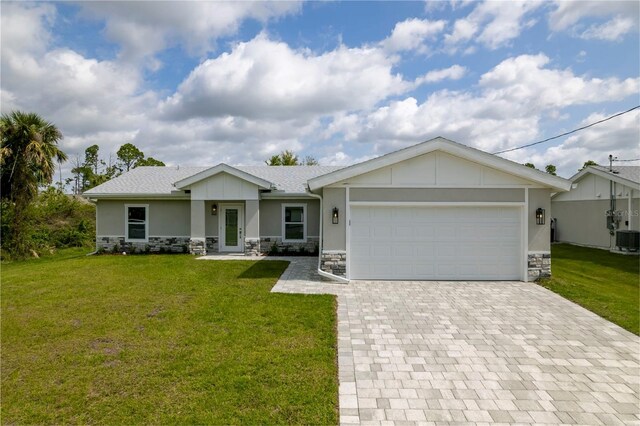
1,249,337,424
539,243,640,335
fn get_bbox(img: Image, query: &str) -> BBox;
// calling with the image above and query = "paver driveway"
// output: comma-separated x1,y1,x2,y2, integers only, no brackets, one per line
272,258,640,425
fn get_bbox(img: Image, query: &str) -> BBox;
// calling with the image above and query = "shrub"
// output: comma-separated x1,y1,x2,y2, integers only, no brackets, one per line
1,187,96,257
268,242,279,255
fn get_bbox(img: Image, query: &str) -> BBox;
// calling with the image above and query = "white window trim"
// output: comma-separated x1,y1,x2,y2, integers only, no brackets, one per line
125,204,149,242
282,203,307,243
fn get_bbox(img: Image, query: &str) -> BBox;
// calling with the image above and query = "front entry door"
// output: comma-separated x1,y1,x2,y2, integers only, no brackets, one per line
220,204,244,252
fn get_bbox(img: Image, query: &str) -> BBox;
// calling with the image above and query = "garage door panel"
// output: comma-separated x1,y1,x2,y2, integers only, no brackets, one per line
350,205,522,280
415,226,435,238
372,226,392,240
372,208,392,220
351,224,371,239
416,245,435,257
390,244,414,256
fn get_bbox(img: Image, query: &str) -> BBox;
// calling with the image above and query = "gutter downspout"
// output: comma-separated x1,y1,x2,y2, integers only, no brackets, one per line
306,188,349,283
86,197,99,256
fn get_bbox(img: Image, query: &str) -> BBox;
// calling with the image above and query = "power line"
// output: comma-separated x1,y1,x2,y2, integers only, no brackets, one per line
614,158,640,162
493,105,640,154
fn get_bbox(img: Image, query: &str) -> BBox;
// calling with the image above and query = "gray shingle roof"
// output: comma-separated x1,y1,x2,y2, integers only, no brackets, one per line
237,166,343,193
592,165,640,184
83,165,344,196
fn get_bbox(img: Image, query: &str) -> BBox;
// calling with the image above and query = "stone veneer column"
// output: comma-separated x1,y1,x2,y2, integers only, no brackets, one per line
244,238,261,256
189,200,206,255
527,252,551,281
320,250,347,278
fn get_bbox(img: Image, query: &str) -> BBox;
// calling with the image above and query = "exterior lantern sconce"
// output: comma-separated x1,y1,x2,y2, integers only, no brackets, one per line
211,204,218,215
332,207,339,224
535,208,545,225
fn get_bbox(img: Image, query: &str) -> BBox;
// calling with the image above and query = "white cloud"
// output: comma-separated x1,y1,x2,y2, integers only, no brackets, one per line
444,18,478,47
330,54,639,157
510,110,640,177
445,0,542,51
0,3,154,164
548,1,638,41
478,54,638,109
0,2,55,55
416,65,467,84
2,2,638,183
158,34,413,120
548,1,638,30
381,18,446,53
318,151,376,166
79,1,301,65
580,16,636,41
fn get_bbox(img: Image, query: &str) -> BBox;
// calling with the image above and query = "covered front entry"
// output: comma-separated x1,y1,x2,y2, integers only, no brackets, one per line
219,204,244,252
349,205,523,280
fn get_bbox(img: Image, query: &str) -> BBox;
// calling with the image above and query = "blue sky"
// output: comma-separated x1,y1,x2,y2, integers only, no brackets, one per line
2,1,639,179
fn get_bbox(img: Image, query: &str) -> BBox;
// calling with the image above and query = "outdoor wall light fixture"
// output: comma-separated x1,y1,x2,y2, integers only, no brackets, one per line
535,207,545,225
211,204,218,215
332,207,339,224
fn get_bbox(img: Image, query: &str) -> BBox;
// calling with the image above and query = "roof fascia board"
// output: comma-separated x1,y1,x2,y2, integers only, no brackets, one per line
174,163,272,189
82,194,191,200
260,192,314,199
308,137,571,192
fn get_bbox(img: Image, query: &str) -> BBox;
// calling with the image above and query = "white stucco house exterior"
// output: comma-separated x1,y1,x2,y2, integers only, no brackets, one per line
551,165,639,250
84,137,571,282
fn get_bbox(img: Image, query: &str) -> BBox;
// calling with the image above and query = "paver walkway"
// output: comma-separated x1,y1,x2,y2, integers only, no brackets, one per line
272,258,640,425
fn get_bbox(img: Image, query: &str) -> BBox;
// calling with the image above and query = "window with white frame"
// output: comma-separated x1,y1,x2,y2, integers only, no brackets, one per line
282,204,306,242
125,204,148,241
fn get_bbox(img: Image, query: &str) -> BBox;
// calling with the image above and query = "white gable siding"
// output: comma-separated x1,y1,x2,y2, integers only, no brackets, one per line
332,151,534,187
190,172,259,200
553,173,639,202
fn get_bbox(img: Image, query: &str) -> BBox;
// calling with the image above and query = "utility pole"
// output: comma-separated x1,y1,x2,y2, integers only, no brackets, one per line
608,154,618,239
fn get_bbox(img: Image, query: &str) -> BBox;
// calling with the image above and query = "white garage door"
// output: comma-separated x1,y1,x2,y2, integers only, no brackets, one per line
350,205,522,280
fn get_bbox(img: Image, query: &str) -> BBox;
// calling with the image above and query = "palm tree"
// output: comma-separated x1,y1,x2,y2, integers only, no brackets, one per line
1,111,66,256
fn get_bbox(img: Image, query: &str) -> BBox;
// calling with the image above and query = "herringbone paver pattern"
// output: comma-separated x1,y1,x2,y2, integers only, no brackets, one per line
272,258,640,425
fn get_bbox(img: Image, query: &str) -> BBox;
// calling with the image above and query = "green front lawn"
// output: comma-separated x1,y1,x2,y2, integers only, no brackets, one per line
2,250,337,424
539,244,640,335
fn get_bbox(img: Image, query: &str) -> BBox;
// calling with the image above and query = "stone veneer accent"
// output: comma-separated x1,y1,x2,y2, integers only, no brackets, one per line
244,238,261,256
97,236,189,253
321,250,347,278
259,237,319,255
188,238,206,255
205,237,219,252
528,252,551,281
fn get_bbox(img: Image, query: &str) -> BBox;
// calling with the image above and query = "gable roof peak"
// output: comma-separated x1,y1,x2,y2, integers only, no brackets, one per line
173,163,273,190
308,137,571,192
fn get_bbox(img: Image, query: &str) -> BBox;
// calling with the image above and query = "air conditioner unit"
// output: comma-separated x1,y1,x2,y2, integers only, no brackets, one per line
616,230,639,252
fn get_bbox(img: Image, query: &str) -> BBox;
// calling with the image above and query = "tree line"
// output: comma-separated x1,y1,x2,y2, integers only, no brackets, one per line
523,160,597,176
0,111,165,258
66,143,165,194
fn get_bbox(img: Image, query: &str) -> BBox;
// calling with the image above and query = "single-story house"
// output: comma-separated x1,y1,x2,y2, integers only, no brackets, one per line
551,165,639,249
84,137,571,282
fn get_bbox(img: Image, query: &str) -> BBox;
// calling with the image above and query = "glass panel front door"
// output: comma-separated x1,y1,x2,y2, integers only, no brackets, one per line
225,208,238,247
220,205,243,252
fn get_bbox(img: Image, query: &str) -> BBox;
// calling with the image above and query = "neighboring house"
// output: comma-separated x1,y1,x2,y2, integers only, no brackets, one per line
84,137,570,282
551,165,640,249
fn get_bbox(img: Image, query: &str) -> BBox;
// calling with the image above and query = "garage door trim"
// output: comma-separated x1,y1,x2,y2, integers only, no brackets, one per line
346,201,527,281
